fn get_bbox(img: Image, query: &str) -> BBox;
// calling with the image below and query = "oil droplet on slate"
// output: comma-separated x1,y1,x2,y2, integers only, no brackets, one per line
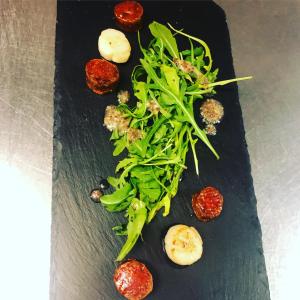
90,189,103,203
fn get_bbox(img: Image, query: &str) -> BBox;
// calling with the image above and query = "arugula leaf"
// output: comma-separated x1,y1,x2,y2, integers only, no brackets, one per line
116,157,137,173
161,65,180,96
113,137,126,156
99,21,252,261
160,92,175,106
133,81,148,117
168,23,213,73
131,166,153,179
140,187,161,203
149,21,179,58
138,180,161,190
116,199,147,261
110,130,119,141
107,176,119,188
100,182,133,206
152,124,168,144
181,47,203,57
147,194,171,223
112,225,127,236
140,58,219,159
105,198,133,212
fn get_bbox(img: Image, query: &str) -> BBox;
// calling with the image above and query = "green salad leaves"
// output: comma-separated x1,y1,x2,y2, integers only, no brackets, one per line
100,21,252,261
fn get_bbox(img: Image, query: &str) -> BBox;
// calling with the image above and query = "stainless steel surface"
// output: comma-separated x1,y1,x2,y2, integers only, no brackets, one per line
0,1,299,299
0,1,55,299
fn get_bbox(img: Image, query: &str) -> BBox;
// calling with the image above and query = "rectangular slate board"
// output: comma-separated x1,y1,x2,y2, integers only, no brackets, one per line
51,1,270,299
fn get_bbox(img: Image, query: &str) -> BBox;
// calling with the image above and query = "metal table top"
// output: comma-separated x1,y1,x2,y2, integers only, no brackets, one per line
0,1,299,299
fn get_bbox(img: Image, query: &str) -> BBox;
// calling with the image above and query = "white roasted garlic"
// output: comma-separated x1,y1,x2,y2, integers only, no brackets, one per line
164,224,203,266
98,28,131,63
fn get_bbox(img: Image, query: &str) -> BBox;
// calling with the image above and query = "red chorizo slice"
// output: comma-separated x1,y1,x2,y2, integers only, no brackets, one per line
192,186,224,222
85,58,119,95
114,1,144,32
114,259,153,300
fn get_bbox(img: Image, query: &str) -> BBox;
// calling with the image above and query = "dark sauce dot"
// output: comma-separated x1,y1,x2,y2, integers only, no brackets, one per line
90,188,103,203
99,178,110,190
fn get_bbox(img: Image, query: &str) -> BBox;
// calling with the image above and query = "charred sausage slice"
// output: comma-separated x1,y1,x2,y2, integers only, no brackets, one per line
192,186,224,222
85,58,119,95
114,259,153,300
114,1,144,32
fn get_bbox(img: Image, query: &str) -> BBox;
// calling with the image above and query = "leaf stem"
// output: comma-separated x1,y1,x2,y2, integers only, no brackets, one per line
204,76,253,88
168,23,213,73
186,89,213,96
188,129,199,175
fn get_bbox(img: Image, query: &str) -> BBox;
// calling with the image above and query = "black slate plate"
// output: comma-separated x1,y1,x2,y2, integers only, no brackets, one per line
51,1,270,299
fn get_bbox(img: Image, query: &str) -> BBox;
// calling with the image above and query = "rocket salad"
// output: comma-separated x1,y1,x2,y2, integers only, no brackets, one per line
100,21,251,261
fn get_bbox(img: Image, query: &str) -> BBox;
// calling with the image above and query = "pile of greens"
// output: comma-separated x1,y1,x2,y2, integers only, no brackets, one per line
100,21,251,261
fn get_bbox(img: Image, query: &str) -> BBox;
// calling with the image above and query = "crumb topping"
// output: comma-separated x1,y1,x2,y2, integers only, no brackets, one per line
127,128,143,142
104,105,130,134
173,58,210,86
204,124,217,136
173,58,195,74
147,99,160,115
200,99,224,124
117,90,130,104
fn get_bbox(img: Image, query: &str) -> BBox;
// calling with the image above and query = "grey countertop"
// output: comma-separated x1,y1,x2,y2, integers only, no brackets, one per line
0,1,299,299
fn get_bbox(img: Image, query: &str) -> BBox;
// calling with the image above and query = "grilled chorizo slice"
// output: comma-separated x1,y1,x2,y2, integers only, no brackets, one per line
85,58,119,95
114,1,144,32
192,186,224,222
114,259,153,300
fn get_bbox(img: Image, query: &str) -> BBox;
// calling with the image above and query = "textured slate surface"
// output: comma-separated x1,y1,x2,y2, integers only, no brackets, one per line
51,1,270,299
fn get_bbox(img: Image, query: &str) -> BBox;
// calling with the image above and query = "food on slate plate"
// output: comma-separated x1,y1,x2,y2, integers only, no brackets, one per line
89,188,103,203
114,0,144,32
200,98,224,136
117,90,130,104
104,105,131,134
204,124,217,136
114,259,153,300
85,58,119,94
200,99,224,124
98,21,251,261
164,224,203,266
98,28,131,63
192,186,224,222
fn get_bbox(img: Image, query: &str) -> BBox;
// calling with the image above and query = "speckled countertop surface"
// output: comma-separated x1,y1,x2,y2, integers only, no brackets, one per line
0,1,299,299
